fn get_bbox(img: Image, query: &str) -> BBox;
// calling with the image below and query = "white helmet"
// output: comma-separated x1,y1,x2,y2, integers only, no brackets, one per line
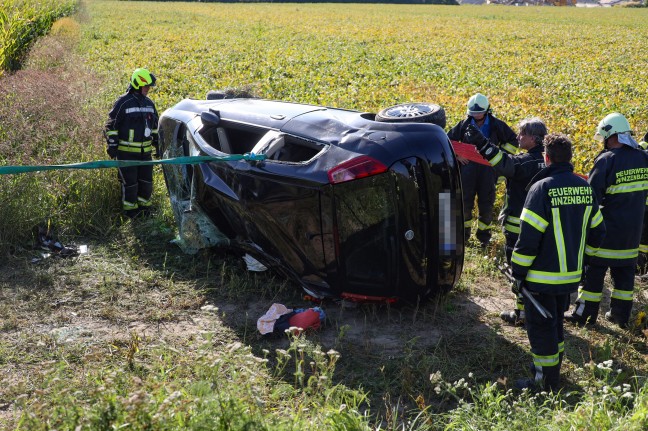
594,113,632,141
466,93,489,116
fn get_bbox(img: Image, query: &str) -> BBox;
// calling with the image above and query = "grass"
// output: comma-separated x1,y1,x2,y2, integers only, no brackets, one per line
2,1,648,430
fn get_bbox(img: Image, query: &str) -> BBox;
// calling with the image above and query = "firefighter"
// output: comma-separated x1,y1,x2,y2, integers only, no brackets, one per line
105,68,159,218
463,118,547,325
447,93,518,247
638,131,648,276
504,133,606,391
567,114,648,328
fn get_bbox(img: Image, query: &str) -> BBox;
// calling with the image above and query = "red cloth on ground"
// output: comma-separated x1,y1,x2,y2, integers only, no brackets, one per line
288,309,321,330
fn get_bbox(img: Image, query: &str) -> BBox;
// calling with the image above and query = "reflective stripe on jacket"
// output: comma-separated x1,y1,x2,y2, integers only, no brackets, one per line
105,91,159,156
478,143,545,232
511,163,606,294
587,146,648,266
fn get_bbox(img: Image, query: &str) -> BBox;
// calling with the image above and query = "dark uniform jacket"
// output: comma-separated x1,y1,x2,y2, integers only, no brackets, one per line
478,143,545,233
105,90,159,156
447,113,518,155
587,145,648,266
512,162,606,294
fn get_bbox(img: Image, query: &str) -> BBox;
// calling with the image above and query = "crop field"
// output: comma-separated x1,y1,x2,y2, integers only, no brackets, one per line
3,1,648,429
0,0,77,71
83,1,648,174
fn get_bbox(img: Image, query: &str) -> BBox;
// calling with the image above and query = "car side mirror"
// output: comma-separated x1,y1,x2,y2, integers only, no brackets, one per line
201,110,220,127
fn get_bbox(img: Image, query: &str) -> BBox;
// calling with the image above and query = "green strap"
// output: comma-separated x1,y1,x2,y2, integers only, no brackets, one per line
0,154,267,175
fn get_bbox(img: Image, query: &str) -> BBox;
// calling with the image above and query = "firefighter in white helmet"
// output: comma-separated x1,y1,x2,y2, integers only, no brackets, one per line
567,113,648,328
448,93,518,247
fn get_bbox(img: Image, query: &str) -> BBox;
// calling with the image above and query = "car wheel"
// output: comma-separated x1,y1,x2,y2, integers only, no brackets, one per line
376,103,446,129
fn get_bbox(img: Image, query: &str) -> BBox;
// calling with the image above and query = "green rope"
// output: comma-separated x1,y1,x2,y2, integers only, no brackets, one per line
0,153,267,175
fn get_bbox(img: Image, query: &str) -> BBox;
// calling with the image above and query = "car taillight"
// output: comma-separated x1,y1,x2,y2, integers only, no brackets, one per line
327,156,388,184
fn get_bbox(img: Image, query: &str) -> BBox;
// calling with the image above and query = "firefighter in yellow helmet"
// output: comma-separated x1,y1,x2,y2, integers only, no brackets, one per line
104,68,159,218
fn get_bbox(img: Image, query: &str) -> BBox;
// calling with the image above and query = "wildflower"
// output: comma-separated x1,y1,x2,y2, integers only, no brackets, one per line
429,371,442,384
326,349,340,359
276,349,291,358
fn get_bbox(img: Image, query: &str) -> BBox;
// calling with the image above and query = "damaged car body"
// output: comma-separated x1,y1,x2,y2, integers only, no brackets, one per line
158,97,464,302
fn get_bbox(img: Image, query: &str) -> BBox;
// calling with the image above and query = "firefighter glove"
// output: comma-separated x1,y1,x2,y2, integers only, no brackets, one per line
463,123,488,151
107,146,118,159
511,278,524,295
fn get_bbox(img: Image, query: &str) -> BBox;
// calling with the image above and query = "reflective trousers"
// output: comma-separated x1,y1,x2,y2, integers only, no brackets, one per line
575,264,634,326
117,150,153,212
460,161,496,244
505,231,525,313
524,292,571,392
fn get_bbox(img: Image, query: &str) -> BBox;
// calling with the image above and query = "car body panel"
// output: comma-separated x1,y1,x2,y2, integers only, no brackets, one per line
159,97,464,301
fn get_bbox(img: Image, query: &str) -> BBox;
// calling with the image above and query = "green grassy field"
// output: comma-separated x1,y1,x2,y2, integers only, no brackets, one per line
2,1,648,430
83,1,648,172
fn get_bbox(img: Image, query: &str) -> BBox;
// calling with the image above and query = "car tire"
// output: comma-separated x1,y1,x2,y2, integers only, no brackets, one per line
376,103,446,129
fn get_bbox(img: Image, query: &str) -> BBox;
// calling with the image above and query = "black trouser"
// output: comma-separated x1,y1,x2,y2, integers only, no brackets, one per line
638,209,648,274
460,161,496,244
505,231,525,313
117,150,153,212
575,263,635,325
504,230,518,264
524,291,571,392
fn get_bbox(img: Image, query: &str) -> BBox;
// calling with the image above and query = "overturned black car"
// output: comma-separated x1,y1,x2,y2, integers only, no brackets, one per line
158,96,463,302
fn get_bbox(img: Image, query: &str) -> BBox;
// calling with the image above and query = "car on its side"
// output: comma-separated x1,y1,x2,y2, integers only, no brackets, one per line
158,95,463,302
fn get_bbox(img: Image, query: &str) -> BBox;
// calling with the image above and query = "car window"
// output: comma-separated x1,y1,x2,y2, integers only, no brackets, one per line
251,132,326,163
198,124,231,154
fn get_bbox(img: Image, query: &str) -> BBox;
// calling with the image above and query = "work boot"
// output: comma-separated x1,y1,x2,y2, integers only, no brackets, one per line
605,311,628,329
124,208,140,219
138,206,154,217
565,301,598,327
514,378,539,392
565,313,596,327
500,309,525,326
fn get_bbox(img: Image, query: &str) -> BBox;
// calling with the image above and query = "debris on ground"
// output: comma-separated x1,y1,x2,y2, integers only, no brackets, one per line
257,303,326,335
31,224,86,262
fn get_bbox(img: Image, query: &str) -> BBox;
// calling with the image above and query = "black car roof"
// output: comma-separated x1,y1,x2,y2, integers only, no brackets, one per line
168,98,335,129
166,97,447,149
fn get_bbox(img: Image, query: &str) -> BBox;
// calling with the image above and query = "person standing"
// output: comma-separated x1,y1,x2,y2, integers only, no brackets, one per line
105,68,159,218
567,113,648,328
447,93,518,247
506,133,606,391
463,118,547,325
637,132,648,275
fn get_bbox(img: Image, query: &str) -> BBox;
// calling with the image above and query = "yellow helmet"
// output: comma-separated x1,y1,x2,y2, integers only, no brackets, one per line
466,93,489,116
594,113,632,141
130,68,156,90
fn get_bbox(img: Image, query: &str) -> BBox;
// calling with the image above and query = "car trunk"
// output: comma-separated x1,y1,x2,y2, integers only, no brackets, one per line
327,154,462,301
